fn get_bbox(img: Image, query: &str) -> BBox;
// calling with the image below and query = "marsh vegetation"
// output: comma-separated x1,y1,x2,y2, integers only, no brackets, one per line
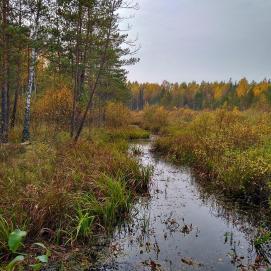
1,0,271,270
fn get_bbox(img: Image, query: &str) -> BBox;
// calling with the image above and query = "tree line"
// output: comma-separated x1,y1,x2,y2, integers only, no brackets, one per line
129,78,271,111
0,0,137,143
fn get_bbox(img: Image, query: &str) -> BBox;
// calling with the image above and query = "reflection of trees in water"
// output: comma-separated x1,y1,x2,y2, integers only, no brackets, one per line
190,176,271,265
190,174,271,228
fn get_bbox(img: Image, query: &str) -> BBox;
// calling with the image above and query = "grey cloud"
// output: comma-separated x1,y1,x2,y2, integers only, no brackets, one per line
123,0,271,83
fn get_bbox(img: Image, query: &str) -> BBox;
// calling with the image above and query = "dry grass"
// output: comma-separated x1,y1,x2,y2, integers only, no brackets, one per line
153,109,271,206
0,126,152,261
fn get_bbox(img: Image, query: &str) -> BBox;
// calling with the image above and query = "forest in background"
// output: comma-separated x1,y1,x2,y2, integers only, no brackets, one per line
129,79,271,111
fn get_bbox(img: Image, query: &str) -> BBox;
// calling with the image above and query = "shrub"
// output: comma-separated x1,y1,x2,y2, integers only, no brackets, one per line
33,87,72,127
142,105,169,133
153,109,271,205
105,102,131,128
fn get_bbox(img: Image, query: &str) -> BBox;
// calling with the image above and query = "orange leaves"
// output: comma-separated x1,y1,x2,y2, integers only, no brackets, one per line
105,102,131,128
33,87,73,124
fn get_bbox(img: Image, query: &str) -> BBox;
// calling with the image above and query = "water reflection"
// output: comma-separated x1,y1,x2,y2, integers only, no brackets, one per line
93,142,271,271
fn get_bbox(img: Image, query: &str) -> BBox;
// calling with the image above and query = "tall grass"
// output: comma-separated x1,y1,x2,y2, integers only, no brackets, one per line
0,215,12,252
0,126,152,260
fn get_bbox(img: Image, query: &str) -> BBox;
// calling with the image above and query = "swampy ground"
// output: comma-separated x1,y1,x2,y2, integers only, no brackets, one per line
93,140,271,271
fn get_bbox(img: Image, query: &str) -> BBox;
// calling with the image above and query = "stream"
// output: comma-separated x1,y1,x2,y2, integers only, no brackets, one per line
93,140,271,271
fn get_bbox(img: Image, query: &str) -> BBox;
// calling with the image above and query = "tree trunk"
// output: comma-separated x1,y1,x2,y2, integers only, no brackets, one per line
22,5,40,142
73,37,110,142
78,8,92,98
11,0,23,127
22,47,38,142
73,0,117,142
10,62,20,127
70,4,82,138
1,0,9,143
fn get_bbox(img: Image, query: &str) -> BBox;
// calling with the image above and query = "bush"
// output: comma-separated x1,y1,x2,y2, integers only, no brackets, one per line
142,106,169,133
105,102,131,128
153,109,271,205
33,87,72,127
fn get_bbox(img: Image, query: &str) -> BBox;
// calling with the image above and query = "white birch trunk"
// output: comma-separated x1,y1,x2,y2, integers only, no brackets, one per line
22,13,39,142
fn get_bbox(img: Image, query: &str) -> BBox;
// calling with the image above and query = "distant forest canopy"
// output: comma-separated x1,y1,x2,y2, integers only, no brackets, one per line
128,79,271,110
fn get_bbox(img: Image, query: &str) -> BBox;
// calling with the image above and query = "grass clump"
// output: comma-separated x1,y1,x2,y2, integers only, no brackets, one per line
142,105,169,133
0,215,12,253
87,126,150,143
75,176,130,230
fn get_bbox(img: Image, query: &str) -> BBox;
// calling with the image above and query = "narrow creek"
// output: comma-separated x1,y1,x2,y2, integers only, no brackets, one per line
93,140,271,271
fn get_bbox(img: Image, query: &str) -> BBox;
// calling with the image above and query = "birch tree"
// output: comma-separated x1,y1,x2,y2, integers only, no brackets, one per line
22,0,46,142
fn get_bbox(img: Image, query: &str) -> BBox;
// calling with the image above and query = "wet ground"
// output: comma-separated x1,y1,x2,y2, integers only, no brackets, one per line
93,141,271,271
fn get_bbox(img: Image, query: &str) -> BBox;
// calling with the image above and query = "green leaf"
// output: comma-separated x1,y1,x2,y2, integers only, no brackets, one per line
36,254,49,263
8,230,27,253
29,263,42,271
7,255,25,271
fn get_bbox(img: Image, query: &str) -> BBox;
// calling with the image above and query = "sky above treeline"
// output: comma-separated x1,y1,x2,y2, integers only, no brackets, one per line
122,0,271,83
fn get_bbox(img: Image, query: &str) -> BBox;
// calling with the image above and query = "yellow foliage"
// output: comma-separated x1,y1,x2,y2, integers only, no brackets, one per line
154,109,271,201
33,87,73,124
253,80,269,96
168,108,198,124
214,85,223,100
105,102,131,128
143,105,169,133
236,78,249,97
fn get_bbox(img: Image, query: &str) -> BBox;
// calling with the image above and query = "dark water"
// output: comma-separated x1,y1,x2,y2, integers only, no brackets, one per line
94,141,271,271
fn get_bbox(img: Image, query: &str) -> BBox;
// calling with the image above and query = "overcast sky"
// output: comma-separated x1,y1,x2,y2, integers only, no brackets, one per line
122,0,271,83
